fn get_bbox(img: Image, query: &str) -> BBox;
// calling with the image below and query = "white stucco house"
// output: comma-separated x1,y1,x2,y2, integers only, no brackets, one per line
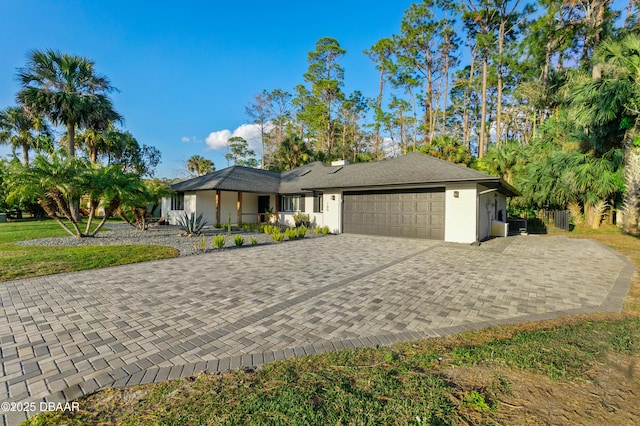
161,153,519,244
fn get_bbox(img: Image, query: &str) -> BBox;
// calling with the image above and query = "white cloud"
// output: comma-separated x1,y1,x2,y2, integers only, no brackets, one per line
205,123,274,154
204,129,233,151
181,136,190,143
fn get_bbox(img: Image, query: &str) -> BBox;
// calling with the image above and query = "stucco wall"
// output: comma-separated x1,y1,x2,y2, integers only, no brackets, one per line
184,192,197,216
219,191,237,225
323,191,342,233
444,184,477,243
196,190,217,225
241,193,259,224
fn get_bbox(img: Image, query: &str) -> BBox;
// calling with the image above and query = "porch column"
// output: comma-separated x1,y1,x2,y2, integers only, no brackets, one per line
237,192,242,224
215,190,221,225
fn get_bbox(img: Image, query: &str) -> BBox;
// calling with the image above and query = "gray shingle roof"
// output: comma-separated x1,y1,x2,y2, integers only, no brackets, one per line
172,166,281,193
297,153,500,190
171,153,519,196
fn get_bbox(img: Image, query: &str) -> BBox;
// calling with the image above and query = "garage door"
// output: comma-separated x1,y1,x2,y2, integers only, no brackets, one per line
343,188,445,240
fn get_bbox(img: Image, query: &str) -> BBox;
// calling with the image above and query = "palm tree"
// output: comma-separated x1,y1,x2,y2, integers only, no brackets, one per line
0,105,50,165
6,151,86,236
186,155,215,176
571,34,640,234
6,151,143,237
16,49,120,157
83,165,145,236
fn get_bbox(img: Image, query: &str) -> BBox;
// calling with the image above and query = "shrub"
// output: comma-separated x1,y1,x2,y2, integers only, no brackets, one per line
271,229,284,242
321,225,330,235
292,212,310,226
263,224,274,234
214,223,223,229
250,236,258,245
242,223,262,232
233,235,244,247
314,225,322,234
296,225,307,238
213,234,226,249
242,223,258,232
176,212,208,236
285,227,297,240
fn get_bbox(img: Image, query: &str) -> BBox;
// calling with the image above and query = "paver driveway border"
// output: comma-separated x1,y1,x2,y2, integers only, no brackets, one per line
1,234,636,426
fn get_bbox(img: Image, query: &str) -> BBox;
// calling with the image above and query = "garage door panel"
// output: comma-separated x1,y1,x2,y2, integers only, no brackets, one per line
343,188,445,240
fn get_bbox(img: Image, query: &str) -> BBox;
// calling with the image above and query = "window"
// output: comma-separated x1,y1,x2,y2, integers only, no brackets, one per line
281,195,304,212
171,193,184,210
313,191,323,213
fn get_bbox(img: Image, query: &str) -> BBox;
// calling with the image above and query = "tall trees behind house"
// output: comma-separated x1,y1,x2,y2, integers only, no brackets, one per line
186,155,215,177
237,1,637,232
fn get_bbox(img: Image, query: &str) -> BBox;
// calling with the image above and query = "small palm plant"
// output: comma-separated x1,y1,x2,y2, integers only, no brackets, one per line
271,228,285,242
285,227,297,240
213,234,226,249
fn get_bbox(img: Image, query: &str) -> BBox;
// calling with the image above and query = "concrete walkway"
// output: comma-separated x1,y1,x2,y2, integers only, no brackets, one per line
0,234,635,425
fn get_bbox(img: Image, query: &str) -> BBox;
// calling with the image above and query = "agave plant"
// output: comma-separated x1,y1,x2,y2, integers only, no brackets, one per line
176,212,208,236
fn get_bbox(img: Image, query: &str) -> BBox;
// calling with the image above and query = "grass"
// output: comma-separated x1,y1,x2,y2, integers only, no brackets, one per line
0,219,178,282
23,223,640,425
24,316,640,425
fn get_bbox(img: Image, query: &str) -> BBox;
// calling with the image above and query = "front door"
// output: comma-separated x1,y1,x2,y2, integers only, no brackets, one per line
258,196,270,222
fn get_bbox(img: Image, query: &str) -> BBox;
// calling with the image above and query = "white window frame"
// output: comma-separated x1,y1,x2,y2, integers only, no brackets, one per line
282,195,301,212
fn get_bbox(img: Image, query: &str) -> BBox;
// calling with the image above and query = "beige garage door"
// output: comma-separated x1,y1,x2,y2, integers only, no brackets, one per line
343,188,445,240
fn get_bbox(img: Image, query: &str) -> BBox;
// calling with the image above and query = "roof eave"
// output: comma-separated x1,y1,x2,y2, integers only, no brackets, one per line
300,177,500,191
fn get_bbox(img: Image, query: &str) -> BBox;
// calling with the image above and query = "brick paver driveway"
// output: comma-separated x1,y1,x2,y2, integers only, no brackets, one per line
1,234,635,424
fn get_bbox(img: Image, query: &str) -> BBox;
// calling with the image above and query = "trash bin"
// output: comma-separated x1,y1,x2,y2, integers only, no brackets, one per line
0,213,6,223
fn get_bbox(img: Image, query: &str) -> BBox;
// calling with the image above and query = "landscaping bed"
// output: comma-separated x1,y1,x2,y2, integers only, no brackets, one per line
16,222,328,256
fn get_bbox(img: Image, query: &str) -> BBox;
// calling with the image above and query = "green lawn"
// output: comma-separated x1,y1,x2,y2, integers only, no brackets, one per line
24,316,640,425
23,226,640,425
0,219,178,282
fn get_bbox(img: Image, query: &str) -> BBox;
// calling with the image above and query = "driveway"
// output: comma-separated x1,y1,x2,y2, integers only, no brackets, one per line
0,234,635,425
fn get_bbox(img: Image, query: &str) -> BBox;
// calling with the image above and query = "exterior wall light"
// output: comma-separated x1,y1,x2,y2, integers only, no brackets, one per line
331,195,335,200
453,191,459,198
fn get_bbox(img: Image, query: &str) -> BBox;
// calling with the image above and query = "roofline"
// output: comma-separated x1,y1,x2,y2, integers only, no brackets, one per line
301,177,503,191
171,165,281,192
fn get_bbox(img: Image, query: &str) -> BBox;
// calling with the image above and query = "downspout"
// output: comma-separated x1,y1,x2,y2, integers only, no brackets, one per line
475,192,480,244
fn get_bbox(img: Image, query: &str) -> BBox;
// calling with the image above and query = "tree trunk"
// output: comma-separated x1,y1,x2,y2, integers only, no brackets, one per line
84,199,99,235
408,86,418,150
67,120,75,157
585,200,607,229
479,55,489,158
375,67,384,162
442,51,450,136
22,143,29,166
496,19,505,147
39,198,77,237
622,146,640,235
463,52,476,150
568,201,583,225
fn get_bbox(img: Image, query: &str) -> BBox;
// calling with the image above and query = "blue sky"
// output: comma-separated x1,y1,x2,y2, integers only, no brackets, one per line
0,0,414,177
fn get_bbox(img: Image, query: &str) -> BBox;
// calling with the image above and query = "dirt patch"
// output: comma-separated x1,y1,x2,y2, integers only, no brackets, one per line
448,352,640,425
